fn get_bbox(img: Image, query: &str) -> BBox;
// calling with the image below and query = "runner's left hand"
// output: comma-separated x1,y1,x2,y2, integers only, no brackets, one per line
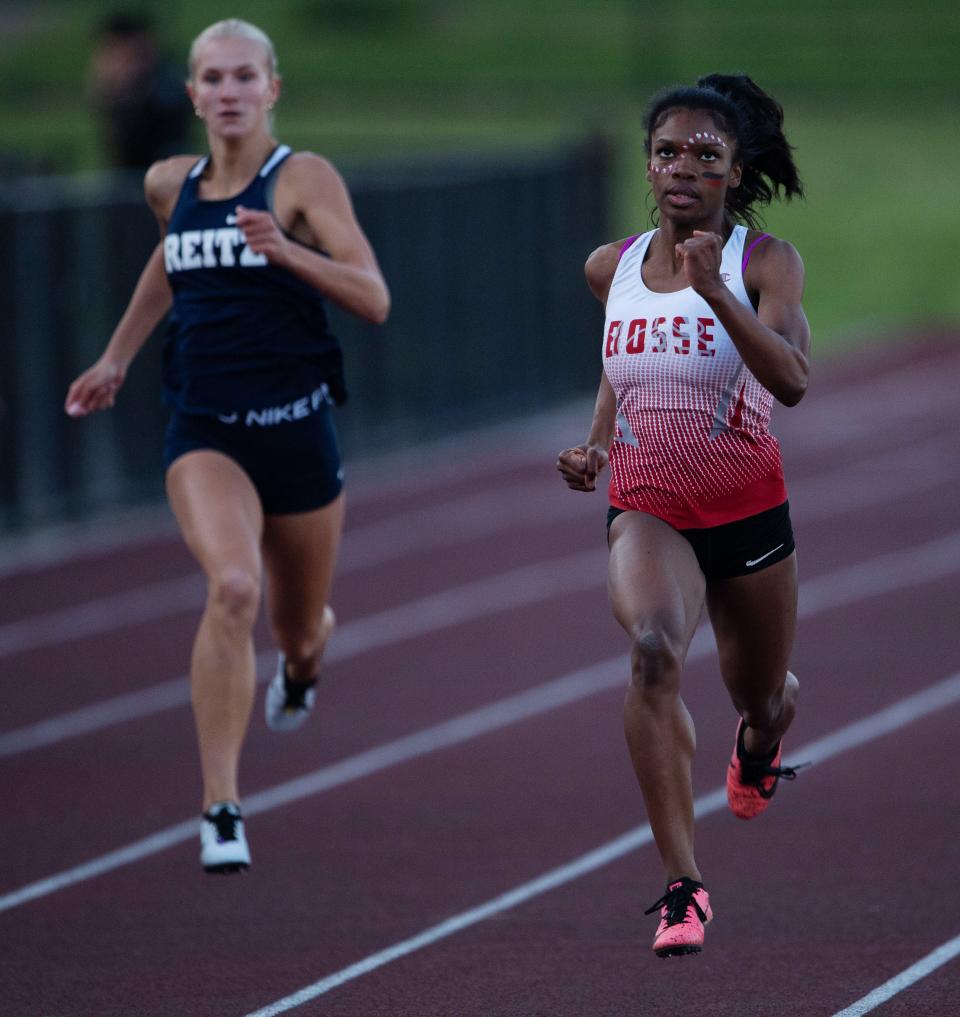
675,230,724,298
235,205,292,265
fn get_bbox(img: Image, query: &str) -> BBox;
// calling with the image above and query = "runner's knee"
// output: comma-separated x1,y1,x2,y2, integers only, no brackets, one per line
629,627,683,697
206,567,261,627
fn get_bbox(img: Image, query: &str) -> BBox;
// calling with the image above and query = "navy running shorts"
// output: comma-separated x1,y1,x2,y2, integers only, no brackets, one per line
606,501,795,581
164,393,343,515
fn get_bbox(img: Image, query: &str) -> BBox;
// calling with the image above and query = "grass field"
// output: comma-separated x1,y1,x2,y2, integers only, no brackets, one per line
1,0,958,349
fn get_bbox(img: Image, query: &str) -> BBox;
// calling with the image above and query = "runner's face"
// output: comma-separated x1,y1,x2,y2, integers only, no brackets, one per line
646,110,741,223
188,36,278,138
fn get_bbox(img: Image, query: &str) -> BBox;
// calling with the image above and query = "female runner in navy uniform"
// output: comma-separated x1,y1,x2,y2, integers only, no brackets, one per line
556,74,809,955
65,19,389,873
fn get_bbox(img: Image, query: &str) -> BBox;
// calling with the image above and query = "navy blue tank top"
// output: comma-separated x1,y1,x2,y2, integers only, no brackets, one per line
161,144,346,414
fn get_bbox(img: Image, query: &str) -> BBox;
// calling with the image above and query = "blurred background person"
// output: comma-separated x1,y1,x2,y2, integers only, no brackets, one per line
89,10,193,169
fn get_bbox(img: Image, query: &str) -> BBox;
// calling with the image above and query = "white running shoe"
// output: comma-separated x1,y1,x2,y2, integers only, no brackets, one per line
200,801,251,873
264,654,318,732
264,607,333,733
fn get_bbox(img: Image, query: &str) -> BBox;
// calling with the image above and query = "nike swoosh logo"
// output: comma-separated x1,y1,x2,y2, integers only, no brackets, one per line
745,543,785,567
217,412,238,424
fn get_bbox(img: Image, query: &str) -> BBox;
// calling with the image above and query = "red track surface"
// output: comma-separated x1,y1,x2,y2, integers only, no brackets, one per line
2,337,959,1016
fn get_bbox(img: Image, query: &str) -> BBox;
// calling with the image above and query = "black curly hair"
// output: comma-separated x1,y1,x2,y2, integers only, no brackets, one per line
644,73,803,229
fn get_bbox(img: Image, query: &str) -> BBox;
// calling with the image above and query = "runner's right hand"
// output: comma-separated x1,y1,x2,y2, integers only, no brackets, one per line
556,444,608,492
65,358,126,417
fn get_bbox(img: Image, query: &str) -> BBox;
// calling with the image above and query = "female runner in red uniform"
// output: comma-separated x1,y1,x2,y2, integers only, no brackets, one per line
65,19,389,873
556,73,809,956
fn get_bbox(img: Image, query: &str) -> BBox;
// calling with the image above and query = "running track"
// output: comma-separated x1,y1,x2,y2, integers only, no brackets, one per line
1,336,958,1016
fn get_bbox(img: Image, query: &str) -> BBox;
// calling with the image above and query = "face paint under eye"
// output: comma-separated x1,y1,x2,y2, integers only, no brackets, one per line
701,170,725,187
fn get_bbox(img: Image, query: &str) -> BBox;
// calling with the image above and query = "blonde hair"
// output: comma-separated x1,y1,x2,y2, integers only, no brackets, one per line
188,19,278,79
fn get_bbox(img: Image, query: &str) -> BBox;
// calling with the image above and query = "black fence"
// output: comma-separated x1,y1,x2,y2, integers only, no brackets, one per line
0,139,612,533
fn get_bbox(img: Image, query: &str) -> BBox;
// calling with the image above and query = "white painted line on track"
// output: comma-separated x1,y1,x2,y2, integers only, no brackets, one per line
5,526,960,759
3,343,953,580
792,434,960,523
3,426,958,660
828,934,960,1016
240,671,960,1017
0,572,205,660
0,654,628,914
774,351,959,451
0,548,604,757
0,401,590,579
239,813,696,1017
0,479,592,659
2,515,958,913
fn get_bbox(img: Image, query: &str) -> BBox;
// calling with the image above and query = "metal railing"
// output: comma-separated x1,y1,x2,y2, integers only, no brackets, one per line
0,139,612,532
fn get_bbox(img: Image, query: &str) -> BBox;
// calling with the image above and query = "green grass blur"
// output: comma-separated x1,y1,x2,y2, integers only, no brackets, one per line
1,0,958,351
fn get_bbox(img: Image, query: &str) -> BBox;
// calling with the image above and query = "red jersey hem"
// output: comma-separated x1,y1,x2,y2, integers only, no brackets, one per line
608,472,788,530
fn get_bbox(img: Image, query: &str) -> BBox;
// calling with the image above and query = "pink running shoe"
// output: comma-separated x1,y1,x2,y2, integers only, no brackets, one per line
726,719,802,820
644,877,713,957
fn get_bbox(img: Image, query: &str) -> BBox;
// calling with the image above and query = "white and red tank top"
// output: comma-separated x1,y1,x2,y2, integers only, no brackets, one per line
602,224,786,529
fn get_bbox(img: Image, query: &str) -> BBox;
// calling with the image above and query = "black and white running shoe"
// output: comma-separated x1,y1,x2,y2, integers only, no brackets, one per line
264,654,318,732
200,801,250,873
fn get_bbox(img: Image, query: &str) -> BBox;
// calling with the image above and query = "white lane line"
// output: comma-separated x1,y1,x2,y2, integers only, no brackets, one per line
2,511,958,914
5,526,960,760
0,402,590,579
774,351,959,451
0,549,604,758
793,434,960,522
3,426,959,660
829,935,960,1016
3,346,952,580
241,671,960,1017
336,482,591,573
792,529,960,616
0,479,592,660
0,573,205,659
239,813,692,1017
0,654,630,914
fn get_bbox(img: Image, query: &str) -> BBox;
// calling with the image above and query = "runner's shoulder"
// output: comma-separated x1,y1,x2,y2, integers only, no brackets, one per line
144,156,199,223
585,239,627,302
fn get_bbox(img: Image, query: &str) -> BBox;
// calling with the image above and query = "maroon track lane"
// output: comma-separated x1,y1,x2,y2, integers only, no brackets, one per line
301,709,958,1017
0,335,954,621
0,586,621,889
0,534,189,624
0,501,601,728
1,382,956,736
3,445,955,858
1,575,958,1016
3,472,958,891
1,339,955,721
0,337,958,1016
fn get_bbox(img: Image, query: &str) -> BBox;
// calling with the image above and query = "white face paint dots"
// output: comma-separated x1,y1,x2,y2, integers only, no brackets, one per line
687,131,728,149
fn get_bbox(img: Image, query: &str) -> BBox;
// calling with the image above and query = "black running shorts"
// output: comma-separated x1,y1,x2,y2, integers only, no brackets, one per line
606,501,795,581
164,396,343,515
